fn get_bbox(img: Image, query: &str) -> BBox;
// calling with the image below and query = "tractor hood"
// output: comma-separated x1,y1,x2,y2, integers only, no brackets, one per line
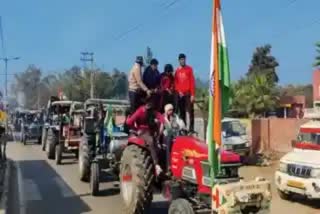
173,136,240,164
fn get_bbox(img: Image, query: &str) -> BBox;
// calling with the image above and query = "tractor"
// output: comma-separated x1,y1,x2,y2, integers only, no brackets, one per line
78,98,129,196
20,110,43,145
44,98,84,165
119,131,272,214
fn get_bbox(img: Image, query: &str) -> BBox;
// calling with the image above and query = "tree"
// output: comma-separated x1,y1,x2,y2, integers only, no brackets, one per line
313,42,320,67
247,44,279,83
145,46,153,65
11,65,42,108
230,74,279,117
111,68,128,98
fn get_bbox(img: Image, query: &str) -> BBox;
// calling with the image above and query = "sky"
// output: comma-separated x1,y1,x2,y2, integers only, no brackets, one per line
0,0,319,90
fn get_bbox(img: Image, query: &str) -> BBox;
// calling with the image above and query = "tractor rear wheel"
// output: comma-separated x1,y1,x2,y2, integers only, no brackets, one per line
46,130,57,160
55,144,63,165
79,134,94,182
90,162,100,196
120,145,155,214
168,199,194,214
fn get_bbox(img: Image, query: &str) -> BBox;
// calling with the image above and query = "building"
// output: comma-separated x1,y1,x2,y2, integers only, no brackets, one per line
313,70,320,107
279,95,305,118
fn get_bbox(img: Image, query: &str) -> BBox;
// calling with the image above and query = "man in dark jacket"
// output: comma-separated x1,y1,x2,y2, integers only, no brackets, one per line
143,58,160,90
143,58,161,110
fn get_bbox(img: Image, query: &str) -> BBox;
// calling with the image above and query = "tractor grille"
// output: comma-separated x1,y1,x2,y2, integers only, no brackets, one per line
233,143,246,150
287,164,311,178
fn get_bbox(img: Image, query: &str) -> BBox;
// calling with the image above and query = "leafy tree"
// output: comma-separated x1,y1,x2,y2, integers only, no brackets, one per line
231,74,279,117
111,68,128,98
11,65,42,108
313,42,320,67
247,44,279,83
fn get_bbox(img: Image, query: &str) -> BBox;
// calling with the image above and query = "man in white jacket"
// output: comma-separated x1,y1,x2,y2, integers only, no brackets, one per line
163,104,185,169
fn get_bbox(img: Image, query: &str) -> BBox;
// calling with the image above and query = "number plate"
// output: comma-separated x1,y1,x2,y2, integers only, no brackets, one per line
287,180,305,189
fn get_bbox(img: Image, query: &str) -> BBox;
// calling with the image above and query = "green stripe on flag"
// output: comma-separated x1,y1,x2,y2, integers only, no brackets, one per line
219,44,231,116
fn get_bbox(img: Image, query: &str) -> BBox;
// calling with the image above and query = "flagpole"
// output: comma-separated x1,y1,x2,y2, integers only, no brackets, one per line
212,0,222,178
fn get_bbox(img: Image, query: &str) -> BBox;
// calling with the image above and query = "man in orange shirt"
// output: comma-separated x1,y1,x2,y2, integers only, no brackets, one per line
174,53,195,132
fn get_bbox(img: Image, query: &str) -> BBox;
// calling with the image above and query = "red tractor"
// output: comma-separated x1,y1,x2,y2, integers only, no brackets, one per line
119,132,271,214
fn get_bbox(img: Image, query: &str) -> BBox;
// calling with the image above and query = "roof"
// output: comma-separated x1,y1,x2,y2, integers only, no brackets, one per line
300,120,320,129
279,95,305,105
51,101,83,107
85,98,129,106
84,98,129,110
222,117,240,122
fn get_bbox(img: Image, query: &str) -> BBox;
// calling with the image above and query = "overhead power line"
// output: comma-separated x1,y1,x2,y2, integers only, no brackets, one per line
113,0,183,41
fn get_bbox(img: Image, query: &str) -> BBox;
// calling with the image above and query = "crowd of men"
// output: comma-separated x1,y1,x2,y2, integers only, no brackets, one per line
126,53,196,175
128,53,196,132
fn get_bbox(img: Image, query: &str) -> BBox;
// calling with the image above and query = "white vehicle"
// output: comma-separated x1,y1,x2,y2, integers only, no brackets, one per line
275,120,320,200
222,118,250,157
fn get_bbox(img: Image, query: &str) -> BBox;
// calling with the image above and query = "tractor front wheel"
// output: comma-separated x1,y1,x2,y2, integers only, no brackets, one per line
120,145,155,214
168,199,194,214
55,144,63,165
41,128,48,151
46,130,57,160
90,162,100,196
79,134,93,182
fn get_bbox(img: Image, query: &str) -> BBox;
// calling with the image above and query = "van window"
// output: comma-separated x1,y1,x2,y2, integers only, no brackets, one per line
222,120,246,137
298,133,320,145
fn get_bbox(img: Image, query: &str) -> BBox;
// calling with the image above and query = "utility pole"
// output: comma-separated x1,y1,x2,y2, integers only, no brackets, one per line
80,52,94,98
0,57,20,100
0,57,20,131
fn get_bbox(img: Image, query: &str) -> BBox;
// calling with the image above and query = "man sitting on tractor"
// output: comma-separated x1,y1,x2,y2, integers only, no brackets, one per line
163,104,185,170
126,96,165,175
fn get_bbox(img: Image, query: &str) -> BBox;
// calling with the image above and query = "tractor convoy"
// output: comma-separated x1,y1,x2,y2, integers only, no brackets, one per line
11,95,272,213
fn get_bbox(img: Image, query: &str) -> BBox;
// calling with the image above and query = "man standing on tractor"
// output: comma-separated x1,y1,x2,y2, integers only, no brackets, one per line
128,56,151,113
143,58,161,110
175,53,196,132
160,64,175,113
126,96,164,175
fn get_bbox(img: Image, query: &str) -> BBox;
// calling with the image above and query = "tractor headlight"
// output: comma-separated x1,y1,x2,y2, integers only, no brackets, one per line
279,162,287,173
311,169,320,178
223,144,233,150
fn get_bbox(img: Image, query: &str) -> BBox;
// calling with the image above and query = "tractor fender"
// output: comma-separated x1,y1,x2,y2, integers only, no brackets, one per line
127,136,147,148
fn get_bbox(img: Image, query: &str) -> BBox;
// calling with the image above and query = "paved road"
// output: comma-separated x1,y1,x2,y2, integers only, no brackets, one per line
240,164,320,214
6,141,167,214
5,138,320,214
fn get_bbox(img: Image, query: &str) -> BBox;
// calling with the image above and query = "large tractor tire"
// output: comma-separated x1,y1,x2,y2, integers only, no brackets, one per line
79,134,94,182
119,145,155,214
90,161,100,196
46,129,57,160
41,128,48,151
168,199,194,214
55,144,63,165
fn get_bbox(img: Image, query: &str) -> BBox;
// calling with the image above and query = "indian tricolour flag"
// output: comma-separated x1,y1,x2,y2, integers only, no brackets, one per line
207,0,231,188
